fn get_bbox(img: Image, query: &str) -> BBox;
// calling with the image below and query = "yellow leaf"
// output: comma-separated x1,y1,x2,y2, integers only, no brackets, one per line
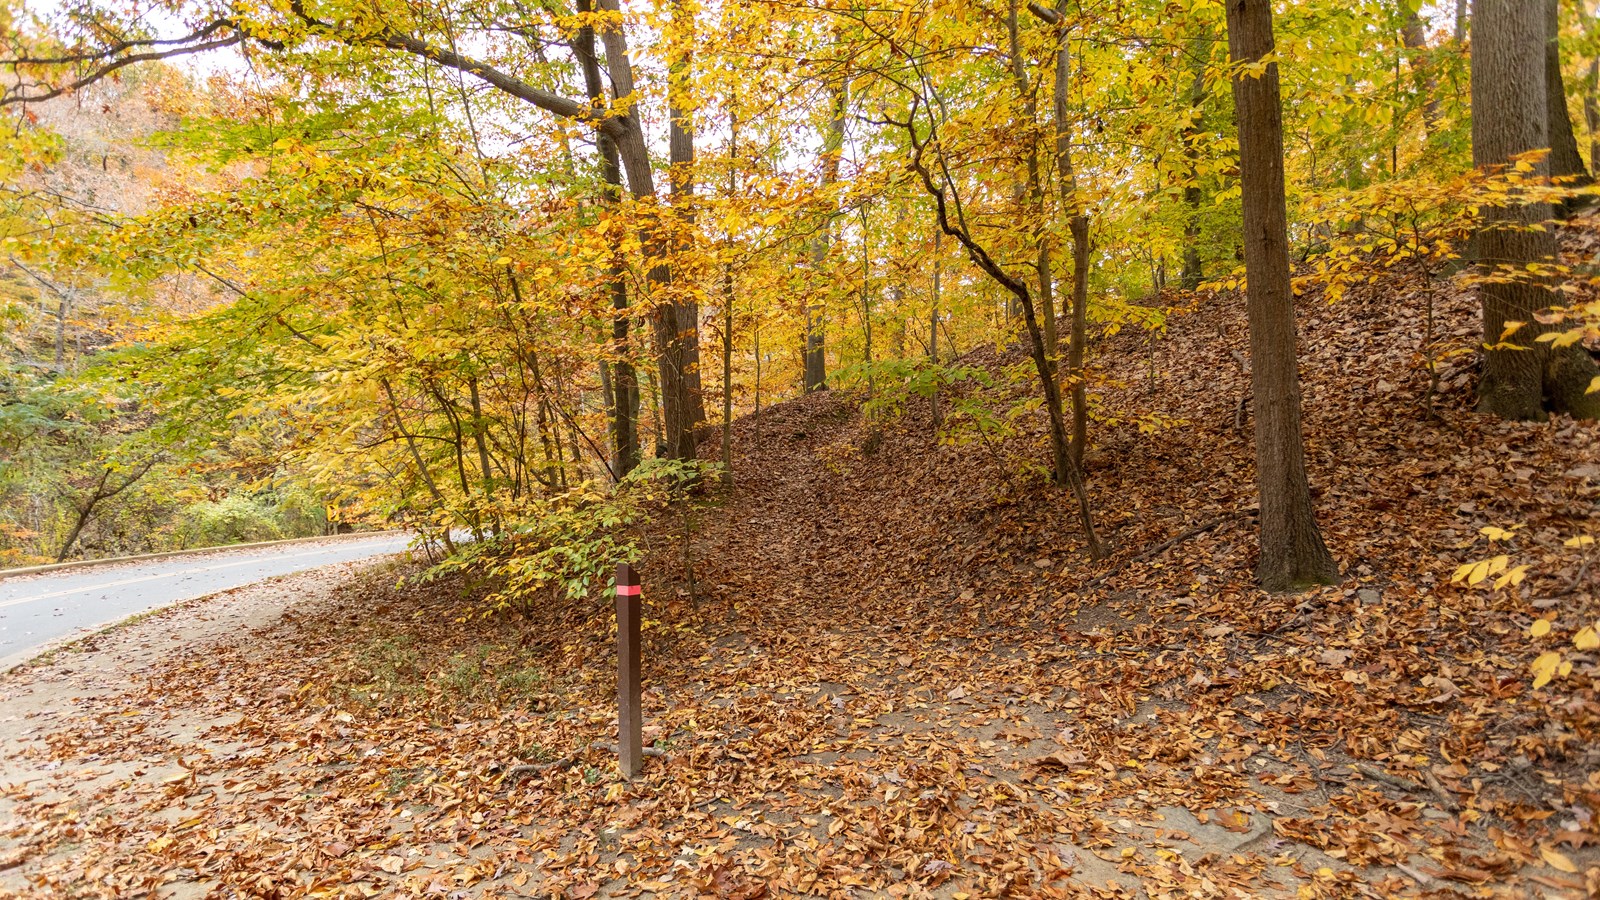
1463,559,1490,585
1494,565,1528,589
1574,625,1599,651
1531,651,1563,689
1540,845,1578,873
1564,535,1595,548
494,257,512,266
1587,375,1599,395
1529,618,1552,638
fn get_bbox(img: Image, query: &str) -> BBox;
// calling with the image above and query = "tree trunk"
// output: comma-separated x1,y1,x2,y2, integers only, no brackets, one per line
1402,8,1440,134
805,80,847,393
1545,0,1591,189
900,107,1102,558
1225,0,1340,592
661,0,706,458
722,109,739,486
1054,0,1090,468
930,224,943,428
572,0,639,476
1582,0,1600,173
1587,57,1599,173
596,0,704,460
1181,38,1207,291
1008,0,1058,359
1472,0,1600,419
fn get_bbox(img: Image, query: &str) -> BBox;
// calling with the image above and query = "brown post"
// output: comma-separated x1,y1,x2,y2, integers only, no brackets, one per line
615,563,643,778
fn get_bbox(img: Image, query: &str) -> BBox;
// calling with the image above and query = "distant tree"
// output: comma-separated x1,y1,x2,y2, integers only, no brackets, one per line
1225,0,1340,592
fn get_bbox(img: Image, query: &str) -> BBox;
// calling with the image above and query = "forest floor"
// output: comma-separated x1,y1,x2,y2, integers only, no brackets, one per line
3,226,1600,898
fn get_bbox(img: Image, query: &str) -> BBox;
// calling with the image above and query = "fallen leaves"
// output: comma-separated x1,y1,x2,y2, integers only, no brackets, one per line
5,247,1600,898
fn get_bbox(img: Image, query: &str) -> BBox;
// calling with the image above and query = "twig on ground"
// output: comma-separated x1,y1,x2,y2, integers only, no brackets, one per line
1084,513,1244,589
1353,762,1458,811
1420,768,1460,812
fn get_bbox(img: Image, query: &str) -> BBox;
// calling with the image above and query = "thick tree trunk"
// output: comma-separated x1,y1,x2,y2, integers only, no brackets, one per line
1225,0,1340,592
805,81,847,393
1472,0,1600,419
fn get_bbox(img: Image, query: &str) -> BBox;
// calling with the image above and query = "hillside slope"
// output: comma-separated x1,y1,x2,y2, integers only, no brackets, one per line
3,230,1597,899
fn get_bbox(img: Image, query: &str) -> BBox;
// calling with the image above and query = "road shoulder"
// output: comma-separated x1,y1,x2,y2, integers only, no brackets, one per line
0,559,399,895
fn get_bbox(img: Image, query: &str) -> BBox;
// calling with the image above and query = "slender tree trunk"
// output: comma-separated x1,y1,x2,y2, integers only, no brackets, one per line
1587,56,1600,173
901,109,1102,558
56,468,111,562
57,457,160,561
859,203,874,381
930,224,943,428
596,0,704,460
1402,8,1440,135
1181,38,1208,290
1578,0,1600,170
379,377,457,553
1472,0,1600,418
721,109,739,486
572,0,639,476
1053,0,1090,468
805,80,847,393
1008,0,1058,357
1225,0,1340,592
54,294,67,370
660,0,706,459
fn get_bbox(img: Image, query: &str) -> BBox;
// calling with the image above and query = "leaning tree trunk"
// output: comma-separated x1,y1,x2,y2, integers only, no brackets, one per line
1472,0,1600,419
1225,0,1340,592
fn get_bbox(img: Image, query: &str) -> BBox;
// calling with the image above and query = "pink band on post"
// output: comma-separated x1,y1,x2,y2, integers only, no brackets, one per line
616,584,641,597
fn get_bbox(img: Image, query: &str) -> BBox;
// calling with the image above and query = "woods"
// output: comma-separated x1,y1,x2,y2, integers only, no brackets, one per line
3,0,1600,895
0,0,1596,576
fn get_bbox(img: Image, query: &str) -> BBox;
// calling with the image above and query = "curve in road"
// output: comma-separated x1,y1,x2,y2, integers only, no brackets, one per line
0,534,414,669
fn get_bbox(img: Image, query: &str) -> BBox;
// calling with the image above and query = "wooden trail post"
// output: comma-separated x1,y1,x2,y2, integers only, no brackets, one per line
615,563,643,779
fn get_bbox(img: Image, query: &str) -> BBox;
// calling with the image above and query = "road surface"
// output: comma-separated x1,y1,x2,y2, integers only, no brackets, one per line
0,534,413,668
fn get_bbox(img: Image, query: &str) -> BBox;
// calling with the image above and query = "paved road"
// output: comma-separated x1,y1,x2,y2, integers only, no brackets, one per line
0,534,413,667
